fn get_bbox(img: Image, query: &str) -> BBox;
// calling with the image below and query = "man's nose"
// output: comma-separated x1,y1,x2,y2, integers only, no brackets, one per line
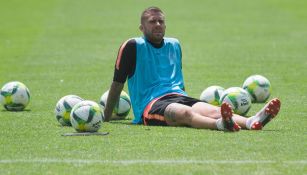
155,21,161,26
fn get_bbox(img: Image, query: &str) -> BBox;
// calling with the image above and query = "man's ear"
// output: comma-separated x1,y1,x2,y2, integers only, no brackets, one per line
139,24,143,32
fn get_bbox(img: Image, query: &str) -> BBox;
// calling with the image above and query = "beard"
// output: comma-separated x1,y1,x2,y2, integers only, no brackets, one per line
145,31,164,44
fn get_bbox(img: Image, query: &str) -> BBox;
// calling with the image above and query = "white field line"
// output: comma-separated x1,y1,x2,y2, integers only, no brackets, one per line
0,159,306,165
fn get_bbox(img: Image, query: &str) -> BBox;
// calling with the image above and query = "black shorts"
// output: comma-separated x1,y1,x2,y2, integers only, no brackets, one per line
143,94,201,126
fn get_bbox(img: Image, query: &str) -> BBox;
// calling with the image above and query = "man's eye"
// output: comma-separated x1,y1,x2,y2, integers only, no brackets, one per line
149,20,164,24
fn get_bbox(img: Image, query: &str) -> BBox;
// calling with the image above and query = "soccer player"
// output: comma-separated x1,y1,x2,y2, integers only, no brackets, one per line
103,7,281,132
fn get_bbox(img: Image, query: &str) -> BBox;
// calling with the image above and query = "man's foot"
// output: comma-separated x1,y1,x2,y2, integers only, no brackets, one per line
248,98,281,130
221,102,241,132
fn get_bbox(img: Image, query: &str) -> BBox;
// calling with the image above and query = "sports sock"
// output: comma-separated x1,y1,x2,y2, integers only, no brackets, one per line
216,118,224,131
246,116,257,130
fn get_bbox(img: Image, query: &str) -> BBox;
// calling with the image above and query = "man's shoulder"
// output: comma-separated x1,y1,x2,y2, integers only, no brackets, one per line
121,37,146,46
133,37,146,44
164,37,180,44
123,38,137,46
119,38,137,50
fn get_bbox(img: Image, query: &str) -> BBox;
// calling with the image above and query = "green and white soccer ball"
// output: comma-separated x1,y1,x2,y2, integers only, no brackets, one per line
0,81,30,111
99,90,131,119
200,85,225,106
70,100,104,132
220,87,252,116
55,95,84,126
243,75,271,103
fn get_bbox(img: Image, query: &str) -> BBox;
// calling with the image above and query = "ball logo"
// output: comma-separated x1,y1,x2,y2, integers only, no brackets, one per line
241,99,249,106
92,121,102,129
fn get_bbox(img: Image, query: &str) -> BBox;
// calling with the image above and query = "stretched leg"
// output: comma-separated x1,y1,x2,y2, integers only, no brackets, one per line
164,103,217,129
191,102,221,119
232,115,248,129
192,102,247,129
191,99,281,130
164,103,240,132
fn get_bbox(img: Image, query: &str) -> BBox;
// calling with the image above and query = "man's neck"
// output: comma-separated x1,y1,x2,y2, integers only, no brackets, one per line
145,37,164,48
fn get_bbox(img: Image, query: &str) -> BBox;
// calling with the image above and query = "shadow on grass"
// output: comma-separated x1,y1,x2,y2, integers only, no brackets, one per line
56,124,72,127
62,132,109,136
106,120,285,133
109,120,134,125
257,129,282,132
1,109,31,112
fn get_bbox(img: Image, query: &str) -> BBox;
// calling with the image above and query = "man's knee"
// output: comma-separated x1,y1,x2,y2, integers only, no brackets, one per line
164,103,194,125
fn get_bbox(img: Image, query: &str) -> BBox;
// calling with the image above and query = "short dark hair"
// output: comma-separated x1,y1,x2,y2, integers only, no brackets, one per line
140,6,164,24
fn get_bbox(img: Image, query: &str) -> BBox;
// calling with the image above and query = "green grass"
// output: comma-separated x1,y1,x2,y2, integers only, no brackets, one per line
0,0,306,174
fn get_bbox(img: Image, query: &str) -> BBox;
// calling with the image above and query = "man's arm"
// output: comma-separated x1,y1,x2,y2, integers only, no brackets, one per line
104,39,136,122
104,81,124,122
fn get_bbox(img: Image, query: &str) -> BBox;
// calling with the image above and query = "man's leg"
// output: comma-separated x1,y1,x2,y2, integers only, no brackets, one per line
191,98,281,130
164,103,240,131
191,102,248,128
164,103,217,129
191,102,221,119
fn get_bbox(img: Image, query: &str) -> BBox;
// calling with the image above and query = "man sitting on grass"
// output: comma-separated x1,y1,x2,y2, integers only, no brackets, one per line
103,6,281,132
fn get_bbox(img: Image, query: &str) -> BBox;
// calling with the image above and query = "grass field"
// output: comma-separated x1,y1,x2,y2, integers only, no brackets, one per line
0,0,306,174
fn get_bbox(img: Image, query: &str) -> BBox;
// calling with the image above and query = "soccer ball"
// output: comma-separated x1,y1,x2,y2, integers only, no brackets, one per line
200,85,225,106
0,81,30,111
242,75,271,103
99,90,131,119
219,87,251,116
70,100,104,132
55,95,84,126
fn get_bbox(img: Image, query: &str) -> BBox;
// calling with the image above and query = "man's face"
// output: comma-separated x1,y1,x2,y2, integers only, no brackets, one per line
140,11,166,44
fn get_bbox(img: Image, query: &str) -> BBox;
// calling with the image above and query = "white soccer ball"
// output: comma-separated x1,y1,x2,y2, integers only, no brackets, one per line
70,100,104,132
55,95,84,126
99,90,131,119
0,81,30,111
200,85,225,106
219,87,252,116
242,75,272,103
